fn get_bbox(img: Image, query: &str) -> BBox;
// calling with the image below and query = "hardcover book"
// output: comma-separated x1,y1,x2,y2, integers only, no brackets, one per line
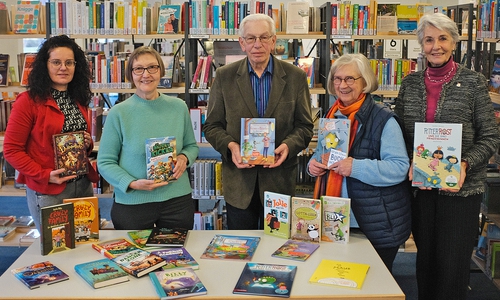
74,258,130,289
272,39,289,60
0,54,8,86
40,202,75,255
149,267,207,299
20,53,36,86
320,196,351,243
317,118,351,167
200,234,261,261
309,259,370,289
412,122,462,190
10,215,34,228
156,5,181,34
145,136,177,183
53,131,89,177
145,227,188,247
92,238,139,259
150,247,199,270
264,191,291,239
63,196,99,243
0,225,17,241
233,262,297,298
271,239,320,262
13,0,41,33
240,118,276,165
0,215,15,226
295,57,315,89
11,261,69,289
286,1,309,34
290,197,322,243
112,248,166,278
19,228,40,247
127,229,152,248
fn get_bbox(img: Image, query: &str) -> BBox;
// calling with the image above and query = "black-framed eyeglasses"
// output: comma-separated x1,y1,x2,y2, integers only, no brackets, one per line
48,60,77,68
132,65,161,75
242,35,273,44
332,76,362,86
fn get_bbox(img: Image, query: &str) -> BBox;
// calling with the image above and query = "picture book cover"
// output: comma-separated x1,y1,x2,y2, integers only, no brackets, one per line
200,234,261,261
11,261,69,289
150,247,199,270
489,58,500,94
412,122,462,189
74,258,129,289
295,57,315,89
273,39,289,60
0,215,15,226
309,259,370,289
127,229,152,248
286,1,309,34
240,118,276,165
145,136,177,183
290,197,322,243
264,191,291,239
40,202,75,256
53,131,89,177
0,225,17,241
145,227,188,247
233,262,297,298
112,248,166,278
317,118,351,167
149,267,207,299
320,196,351,243
271,239,320,262
91,238,139,259
63,196,99,243
13,0,41,33
20,53,36,86
0,54,8,86
156,5,181,34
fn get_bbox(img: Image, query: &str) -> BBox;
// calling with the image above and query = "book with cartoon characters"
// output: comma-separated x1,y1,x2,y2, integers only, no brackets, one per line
145,136,177,183
317,118,351,168
113,248,166,278
53,131,88,177
40,203,75,256
233,262,297,297
320,196,350,244
263,191,291,239
489,57,500,94
290,197,322,243
149,267,207,299
200,234,261,261
271,239,320,262
412,122,462,190
240,118,276,165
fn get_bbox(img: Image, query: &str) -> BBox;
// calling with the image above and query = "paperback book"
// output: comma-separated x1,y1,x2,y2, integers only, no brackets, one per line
0,54,8,86
13,0,41,33
63,196,99,243
290,197,322,243
156,5,181,34
127,229,152,248
149,267,207,299
271,239,320,262
233,262,297,298
145,136,177,183
317,118,351,167
264,191,291,239
74,258,129,289
240,118,276,165
286,1,309,34
200,234,261,261
19,228,40,246
53,131,89,177
40,202,75,255
320,196,351,243
11,261,69,289
112,248,166,278
150,247,199,270
145,227,188,248
20,53,36,86
92,238,139,259
0,225,17,241
309,259,370,289
412,122,462,189
295,57,315,89
0,215,15,226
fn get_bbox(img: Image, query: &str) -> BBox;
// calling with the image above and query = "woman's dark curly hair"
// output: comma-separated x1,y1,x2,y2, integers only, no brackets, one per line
28,35,91,106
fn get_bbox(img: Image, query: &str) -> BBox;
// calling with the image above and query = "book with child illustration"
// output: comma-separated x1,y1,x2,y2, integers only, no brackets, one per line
240,118,276,165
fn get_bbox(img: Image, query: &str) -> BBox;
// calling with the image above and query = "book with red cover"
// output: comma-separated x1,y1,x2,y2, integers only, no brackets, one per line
92,238,139,259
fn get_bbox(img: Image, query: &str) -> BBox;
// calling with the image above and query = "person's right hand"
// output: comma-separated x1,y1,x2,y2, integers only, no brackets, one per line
308,158,328,177
49,168,77,184
129,179,169,191
228,142,254,169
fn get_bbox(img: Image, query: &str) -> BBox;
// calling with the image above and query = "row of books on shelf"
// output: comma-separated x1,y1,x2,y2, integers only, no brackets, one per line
190,159,223,198
475,221,500,280
477,0,500,39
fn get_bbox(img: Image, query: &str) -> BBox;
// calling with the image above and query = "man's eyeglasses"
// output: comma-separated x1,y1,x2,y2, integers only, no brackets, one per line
242,35,273,44
132,65,161,76
333,76,362,86
48,60,77,68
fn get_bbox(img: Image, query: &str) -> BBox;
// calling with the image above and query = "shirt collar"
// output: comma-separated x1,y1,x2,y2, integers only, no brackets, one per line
247,55,274,76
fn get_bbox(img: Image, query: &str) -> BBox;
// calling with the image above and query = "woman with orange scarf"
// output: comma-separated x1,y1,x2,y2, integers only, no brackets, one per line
308,54,411,273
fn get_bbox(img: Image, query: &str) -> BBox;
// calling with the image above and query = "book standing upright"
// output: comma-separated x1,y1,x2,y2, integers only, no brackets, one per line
286,1,310,34
321,196,350,243
63,196,99,243
290,197,322,243
0,54,8,86
263,191,291,239
40,202,75,255
13,0,41,33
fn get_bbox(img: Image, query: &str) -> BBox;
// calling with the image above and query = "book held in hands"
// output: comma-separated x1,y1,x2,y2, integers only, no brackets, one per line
149,267,207,299
53,131,89,177
145,136,177,183
11,261,69,289
74,258,129,288
145,227,188,247
241,118,276,165
317,118,350,167
40,202,75,255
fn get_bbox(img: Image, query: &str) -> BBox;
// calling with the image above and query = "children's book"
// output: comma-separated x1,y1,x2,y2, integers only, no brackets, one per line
127,229,152,248
290,197,322,243
271,239,320,262
309,259,370,289
145,227,188,248
233,262,297,298
74,258,130,289
92,238,139,259
0,225,17,241
272,39,289,60
156,4,181,34
149,267,207,299
20,53,36,86
112,248,166,278
240,118,276,165
40,202,75,255
53,131,89,177
11,261,69,289
412,122,462,190
63,196,99,243
150,247,199,270
286,1,309,34
294,57,315,89
200,234,261,261
0,215,15,226
13,0,41,33
489,58,500,94
320,196,351,243
317,118,351,167
0,54,8,86
264,191,291,239
145,136,177,183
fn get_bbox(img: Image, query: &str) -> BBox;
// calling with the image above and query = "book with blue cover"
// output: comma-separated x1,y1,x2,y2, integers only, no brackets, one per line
149,267,207,299
200,234,261,261
233,262,297,297
240,118,276,165
145,136,177,183
11,261,69,289
74,258,129,288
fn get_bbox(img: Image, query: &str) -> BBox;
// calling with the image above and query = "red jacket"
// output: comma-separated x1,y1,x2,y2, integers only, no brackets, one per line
3,91,99,195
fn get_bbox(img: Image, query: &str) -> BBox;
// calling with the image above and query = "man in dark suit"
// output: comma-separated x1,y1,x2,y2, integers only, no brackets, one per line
170,14,179,33
203,14,314,230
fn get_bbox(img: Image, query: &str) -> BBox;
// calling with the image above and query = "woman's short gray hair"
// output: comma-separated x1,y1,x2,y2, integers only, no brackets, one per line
416,13,459,46
327,53,378,95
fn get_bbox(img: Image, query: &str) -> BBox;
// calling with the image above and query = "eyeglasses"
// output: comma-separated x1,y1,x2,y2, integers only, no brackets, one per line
48,60,77,68
333,76,362,86
242,35,273,44
132,65,160,76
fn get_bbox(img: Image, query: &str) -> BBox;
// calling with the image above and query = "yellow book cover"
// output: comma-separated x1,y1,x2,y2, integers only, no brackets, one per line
396,5,418,21
309,259,370,289
63,196,99,243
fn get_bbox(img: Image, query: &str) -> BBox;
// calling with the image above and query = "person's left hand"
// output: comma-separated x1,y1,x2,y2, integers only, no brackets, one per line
267,143,289,168
171,154,188,179
83,132,93,151
330,157,353,177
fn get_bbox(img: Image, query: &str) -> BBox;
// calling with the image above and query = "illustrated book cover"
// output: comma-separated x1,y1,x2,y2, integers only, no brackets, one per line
127,229,152,248
309,259,370,289
11,261,69,289
200,234,261,261
63,196,99,243
145,136,177,183
53,131,89,177
0,54,8,86
290,197,322,243
240,118,276,165
92,238,139,259
320,196,351,243
0,215,15,226
150,247,199,270
264,191,291,239
286,1,309,34
40,202,75,255
489,58,500,94
0,225,17,241
412,122,462,189
74,258,129,289
317,118,351,167
295,57,315,89
271,239,320,262
149,267,207,299
13,0,41,33
272,39,289,60
157,5,181,34
145,227,188,248
112,248,166,278
20,53,36,86
233,262,297,298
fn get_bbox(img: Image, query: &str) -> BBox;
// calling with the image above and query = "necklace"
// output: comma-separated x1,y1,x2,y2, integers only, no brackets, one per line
426,64,455,83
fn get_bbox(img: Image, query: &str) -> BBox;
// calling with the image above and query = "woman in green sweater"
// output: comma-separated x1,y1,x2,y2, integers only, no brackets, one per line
97,46,199,230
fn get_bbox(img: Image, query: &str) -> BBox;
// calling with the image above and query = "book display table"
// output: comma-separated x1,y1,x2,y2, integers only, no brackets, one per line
0,230,404,299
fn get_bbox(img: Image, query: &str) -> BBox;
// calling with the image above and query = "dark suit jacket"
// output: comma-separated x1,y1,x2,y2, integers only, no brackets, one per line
203,56,314,209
